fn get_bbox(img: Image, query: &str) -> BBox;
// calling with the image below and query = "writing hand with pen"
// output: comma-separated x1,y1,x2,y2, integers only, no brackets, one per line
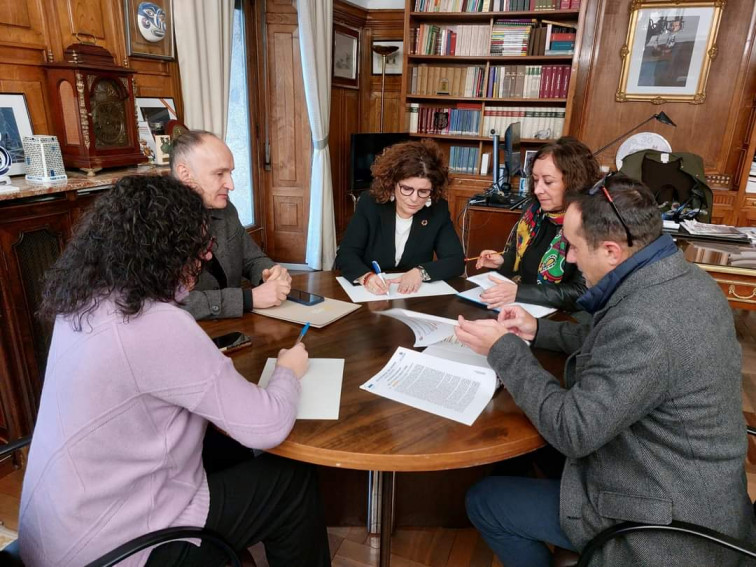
275,322,310,379
360,261,390,296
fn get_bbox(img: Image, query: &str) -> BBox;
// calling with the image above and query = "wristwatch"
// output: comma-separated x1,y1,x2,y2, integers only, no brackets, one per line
417,266,431,282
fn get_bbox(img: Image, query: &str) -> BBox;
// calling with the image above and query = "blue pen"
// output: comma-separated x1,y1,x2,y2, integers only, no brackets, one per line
371,260,388,287
294,322,310,346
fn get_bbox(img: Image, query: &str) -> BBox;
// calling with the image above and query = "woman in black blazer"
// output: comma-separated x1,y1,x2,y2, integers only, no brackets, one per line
335,140,464,295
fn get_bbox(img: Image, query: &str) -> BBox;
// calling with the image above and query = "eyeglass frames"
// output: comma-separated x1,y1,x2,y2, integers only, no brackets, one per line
588,176,634,247
398,183,432,199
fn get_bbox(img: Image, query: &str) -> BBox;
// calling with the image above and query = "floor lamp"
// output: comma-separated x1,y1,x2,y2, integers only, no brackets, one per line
372,44,399,133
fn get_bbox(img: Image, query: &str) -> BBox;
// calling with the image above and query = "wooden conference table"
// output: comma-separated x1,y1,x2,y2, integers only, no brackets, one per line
200,272,565,566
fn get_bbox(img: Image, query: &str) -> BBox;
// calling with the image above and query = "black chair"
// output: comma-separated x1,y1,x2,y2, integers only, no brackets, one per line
0,437,247,567
553,424,756,567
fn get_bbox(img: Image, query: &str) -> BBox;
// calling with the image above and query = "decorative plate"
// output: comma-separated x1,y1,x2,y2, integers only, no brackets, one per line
615,132,672,170
0,145,11,177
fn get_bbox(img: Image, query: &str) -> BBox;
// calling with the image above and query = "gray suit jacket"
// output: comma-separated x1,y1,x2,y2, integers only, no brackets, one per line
489,251,755,565
182,202,274,320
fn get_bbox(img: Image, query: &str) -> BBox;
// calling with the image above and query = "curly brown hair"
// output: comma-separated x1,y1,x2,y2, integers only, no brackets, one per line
369,139,450,204
39,175,211,330
528,136,601,204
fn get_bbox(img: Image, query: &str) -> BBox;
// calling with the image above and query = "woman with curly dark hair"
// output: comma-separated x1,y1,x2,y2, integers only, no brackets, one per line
335,139,464,294
19,175,330,567
474,136,601,311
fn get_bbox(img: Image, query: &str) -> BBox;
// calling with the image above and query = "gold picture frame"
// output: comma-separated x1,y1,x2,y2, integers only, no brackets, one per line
616,0,723,104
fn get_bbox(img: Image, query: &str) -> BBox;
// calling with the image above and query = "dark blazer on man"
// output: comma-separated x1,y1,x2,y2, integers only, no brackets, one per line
334,193,464,283
183,202,274,320
489,251,754,566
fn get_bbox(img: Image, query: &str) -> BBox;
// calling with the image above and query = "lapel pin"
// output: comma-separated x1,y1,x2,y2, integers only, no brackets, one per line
421,219,428,226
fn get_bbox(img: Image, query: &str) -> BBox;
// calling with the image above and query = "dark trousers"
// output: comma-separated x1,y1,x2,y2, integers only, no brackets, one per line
145,427,331,567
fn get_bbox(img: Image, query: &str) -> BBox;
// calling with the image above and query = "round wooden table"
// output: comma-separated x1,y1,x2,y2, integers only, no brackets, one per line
200,272,563,565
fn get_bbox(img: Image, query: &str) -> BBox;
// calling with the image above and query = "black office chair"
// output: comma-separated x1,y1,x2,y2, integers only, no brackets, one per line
0,436,247,567
553,423,756,567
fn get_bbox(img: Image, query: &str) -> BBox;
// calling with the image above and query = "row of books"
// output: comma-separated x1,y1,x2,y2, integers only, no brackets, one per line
412,24,491,56
408,103,483,135
449,145,481,173
483,106,565,138
530,23,576,55
413,0,581,11
491,0,581,10
490,19,534,56
409,65,486,97
486,64,571,98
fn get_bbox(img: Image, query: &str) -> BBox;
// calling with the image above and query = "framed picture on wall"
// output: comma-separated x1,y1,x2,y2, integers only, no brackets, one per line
371,41,404,75
0,93,33,176
616,0,723,104
124,0,175,60
522,149,538,175
333,24,359,89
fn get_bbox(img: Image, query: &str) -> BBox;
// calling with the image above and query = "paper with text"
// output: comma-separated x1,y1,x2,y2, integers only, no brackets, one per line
258,358,344,420
360,347,497,426
460,271,557,318
378,308,458,347
336,275,457,303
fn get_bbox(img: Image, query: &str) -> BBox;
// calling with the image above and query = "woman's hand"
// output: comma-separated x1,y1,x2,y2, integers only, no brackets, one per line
276,343,309,379
362,272,389,295
480,277,518,309
475,250,504,270
396,268,423,294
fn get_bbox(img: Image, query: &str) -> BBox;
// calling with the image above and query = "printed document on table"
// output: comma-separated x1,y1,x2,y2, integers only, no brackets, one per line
258,358,344,419
460,272,557,318
378,308,458,347
423,336,491,369
336,275,457,303
467,271,515,290
360,347,497,426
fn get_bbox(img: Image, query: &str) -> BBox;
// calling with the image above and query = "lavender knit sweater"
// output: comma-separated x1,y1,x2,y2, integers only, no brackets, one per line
18,298,301,566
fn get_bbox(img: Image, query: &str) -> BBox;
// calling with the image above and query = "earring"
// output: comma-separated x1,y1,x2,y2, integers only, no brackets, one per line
425,198,432,207
390,194,395,202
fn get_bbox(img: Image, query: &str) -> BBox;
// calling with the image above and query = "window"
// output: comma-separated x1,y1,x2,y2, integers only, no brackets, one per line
226,2,254,226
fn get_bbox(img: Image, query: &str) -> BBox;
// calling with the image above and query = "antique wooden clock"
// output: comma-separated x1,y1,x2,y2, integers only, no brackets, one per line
44,43,146,176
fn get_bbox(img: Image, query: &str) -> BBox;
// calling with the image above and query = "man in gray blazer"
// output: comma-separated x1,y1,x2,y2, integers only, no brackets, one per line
171,131,291,320
456,174,754,566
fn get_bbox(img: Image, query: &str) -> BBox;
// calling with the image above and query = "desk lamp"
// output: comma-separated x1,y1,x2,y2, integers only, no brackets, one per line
593,111,677,158
372,44,399,132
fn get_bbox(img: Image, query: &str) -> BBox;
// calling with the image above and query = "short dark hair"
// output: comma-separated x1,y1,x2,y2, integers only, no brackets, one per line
567,173,662,250
528,136,602,200
39,175,211,329
370,139,450,203
169,129,219,175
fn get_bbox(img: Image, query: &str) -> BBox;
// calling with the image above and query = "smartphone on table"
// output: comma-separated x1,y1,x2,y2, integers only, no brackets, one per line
287,289,325,306
211,331,252,353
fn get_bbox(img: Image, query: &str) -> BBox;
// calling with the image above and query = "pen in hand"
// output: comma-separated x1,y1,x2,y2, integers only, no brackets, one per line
295,322,310,346
464,249,506,262
371,260,388,286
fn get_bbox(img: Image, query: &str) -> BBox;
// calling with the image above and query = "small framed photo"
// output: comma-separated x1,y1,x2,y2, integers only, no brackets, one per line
0,93,33,176
124,0,175,60
616,1,723,104
135,97,178,130
333,24,359,89
371,40,404,75
522,149,538,176
154,134,172,165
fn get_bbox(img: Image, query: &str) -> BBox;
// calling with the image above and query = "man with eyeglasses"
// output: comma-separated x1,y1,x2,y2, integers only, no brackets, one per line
171,130,291,320
455,173,753,566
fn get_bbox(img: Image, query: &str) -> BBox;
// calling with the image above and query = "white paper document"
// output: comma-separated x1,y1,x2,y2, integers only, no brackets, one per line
336,275,457,303
258,358,344,420
378,308,458,347
360,347,498,426
423,336,491,369
459,271,557,319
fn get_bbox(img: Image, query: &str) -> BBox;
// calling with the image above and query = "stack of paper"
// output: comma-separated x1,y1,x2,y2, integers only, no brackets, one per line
458,272,557,318
336,274,457,303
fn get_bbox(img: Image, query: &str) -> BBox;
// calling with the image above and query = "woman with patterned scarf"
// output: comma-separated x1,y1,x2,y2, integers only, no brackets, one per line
475,137,601,311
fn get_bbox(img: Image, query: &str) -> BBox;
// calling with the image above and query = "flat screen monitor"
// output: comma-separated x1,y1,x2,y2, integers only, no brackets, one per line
504,122,521,182
349,133,411,192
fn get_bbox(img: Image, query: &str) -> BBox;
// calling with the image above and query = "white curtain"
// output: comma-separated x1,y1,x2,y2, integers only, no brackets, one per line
174,0,235,138
297,0,336,270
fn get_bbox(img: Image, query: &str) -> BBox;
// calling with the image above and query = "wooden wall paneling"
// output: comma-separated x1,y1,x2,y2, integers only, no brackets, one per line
330,87,361,239
264,13,310,262
51,0,125,62
711,189,737,226
0,71,53,136
362,10,404,133
0,0,48,51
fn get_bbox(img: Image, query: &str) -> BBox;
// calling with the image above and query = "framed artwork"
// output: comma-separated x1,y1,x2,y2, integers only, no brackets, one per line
333,24,359,89
135,97,178,129
616,1,723,104
371,41,404,75
124,0,175,60
522,149,539,175
0,93,33,176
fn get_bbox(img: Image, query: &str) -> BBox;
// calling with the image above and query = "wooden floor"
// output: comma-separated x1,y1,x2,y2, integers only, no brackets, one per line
0,309,754,566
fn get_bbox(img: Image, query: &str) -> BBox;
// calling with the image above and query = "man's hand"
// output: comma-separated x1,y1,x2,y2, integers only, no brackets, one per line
263,264,291,284
498,306,537,341
475,250,504,270
251,278,291,308
480,277,518,309
395,268,423,294
276,343,309,378
454,315,509,356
